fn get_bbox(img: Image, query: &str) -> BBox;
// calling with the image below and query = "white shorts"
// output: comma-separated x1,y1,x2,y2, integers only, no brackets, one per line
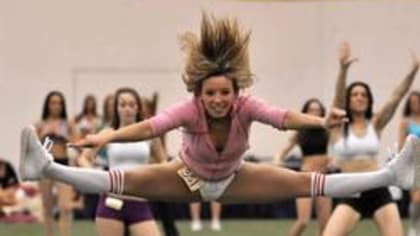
176,161,239,201
199,174,236,201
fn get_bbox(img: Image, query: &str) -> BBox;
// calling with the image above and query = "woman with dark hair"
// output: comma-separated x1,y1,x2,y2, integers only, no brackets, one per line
274,98,330,236
399,91,420,236
323,42,419,236
74,94,101,138
85,94,116,169
35,91,76,236
102,94,115,128
19,14,420,226
73,95,103,219
0,158,18,209
77,87,165,236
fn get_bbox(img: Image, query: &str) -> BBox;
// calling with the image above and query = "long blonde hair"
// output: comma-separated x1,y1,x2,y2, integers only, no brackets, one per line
180,13,254,94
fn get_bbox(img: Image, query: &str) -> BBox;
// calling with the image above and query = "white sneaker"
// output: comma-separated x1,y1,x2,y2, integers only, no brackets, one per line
211,220,222,231
19,126,53,181
386,134,420,189
191,220,202,232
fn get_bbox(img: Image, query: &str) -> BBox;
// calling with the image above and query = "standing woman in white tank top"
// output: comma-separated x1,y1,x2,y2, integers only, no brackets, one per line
78,88,166,236
323,42,419,236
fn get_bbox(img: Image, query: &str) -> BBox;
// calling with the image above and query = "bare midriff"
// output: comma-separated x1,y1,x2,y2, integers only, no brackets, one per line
50,143,67,160
301,154,331,173
338,157,378,173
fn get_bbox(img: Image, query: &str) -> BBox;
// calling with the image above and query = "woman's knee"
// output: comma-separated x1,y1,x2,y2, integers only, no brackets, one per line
130,221,161,236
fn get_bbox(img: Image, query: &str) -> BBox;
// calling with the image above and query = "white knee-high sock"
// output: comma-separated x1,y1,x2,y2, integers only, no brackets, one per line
311,168,393,197
44,162,124,194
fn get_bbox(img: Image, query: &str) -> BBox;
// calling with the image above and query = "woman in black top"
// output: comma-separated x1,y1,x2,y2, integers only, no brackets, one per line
274,98,331,236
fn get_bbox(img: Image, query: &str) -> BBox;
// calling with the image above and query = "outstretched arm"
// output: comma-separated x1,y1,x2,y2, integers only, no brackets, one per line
75,128,113,167
332,42,358,109
283,108,346,130
245,97,346,131
71,121,155,149
373,51,419,133
71,100,192,149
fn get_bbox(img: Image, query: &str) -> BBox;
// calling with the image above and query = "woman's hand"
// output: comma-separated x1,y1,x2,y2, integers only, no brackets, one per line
323,107,347,129
339,41,358,70
410,49,419,70
68,131,112,151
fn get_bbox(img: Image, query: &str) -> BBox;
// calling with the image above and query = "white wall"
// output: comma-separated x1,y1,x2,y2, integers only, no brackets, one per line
2,0,420,169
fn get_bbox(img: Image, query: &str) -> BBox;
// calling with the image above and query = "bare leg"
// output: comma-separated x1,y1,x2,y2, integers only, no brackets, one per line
210,202,222,231
220,163,311,203
373,203,403,236
95,218,124,236
39,179,54,236
189,202,202,231
314,196,331,236
56,182,73,236
129,221,161,236
122,161,201,201
219,162,406,203
190,202,201,222
322,204,360,236
288,198,312,236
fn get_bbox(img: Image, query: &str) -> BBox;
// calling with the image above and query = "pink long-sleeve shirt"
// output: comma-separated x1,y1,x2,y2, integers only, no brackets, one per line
148,95,288,181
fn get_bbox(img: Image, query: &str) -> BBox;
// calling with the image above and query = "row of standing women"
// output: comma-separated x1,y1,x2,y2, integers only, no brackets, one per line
33,90,183,236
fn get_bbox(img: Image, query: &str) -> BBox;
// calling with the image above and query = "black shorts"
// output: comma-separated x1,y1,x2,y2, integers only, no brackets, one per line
337,187,394,217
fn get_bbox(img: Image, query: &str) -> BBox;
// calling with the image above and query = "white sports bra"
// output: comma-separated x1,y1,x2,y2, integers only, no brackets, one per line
330,122,380,161
107,141,151,171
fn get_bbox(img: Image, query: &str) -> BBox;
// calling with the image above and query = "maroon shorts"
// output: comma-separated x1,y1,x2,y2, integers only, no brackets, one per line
96,194,154,225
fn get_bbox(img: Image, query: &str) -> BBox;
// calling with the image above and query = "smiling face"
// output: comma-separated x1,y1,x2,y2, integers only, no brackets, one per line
199,75,237,119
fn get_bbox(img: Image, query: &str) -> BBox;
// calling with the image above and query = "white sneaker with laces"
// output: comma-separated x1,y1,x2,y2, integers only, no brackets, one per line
19,126,54,181
386,134,420,190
